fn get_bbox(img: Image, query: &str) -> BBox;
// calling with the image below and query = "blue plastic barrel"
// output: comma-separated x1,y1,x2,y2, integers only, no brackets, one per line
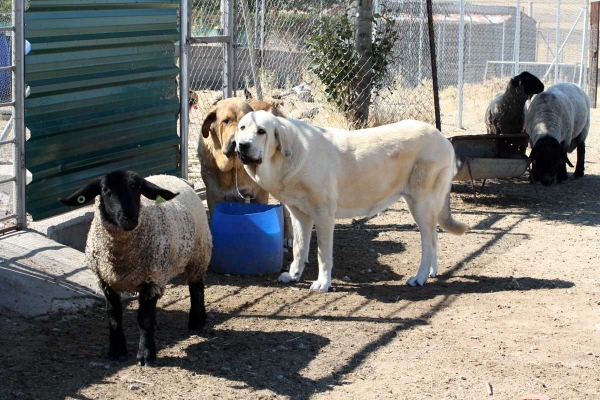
210,202,284,275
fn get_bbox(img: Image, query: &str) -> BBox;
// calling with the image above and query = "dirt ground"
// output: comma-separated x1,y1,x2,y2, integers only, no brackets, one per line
1,108,600,400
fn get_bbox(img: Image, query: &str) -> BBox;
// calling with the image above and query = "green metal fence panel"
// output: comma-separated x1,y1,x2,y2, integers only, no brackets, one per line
25,0,181,220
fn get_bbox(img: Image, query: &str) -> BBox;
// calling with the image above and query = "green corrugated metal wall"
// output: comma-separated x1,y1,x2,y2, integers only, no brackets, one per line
25,0,181,220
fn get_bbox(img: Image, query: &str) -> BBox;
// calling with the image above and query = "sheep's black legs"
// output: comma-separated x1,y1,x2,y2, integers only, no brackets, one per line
137,283,161,366
101,282,127,361
557,160,568,183
575,142,585,178
188,280,207,331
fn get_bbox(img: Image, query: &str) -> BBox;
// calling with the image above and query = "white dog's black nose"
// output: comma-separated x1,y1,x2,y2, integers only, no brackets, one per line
238,142,251,153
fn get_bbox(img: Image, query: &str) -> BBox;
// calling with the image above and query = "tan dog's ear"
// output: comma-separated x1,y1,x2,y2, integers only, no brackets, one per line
274,120,293,158
201,107,217,138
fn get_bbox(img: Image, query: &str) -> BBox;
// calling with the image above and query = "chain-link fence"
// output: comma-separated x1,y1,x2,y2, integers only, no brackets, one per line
433,0,589,132
0,0,15,231
185,0,590,183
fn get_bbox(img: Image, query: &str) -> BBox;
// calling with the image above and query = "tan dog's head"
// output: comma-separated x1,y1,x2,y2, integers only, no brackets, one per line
201,98,253,171
234,111,293,166
202,98,286,171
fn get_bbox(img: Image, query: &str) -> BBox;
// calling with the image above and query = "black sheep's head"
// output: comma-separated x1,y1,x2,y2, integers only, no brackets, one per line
530,136,573,186
511,71,545,98
59,171,179,231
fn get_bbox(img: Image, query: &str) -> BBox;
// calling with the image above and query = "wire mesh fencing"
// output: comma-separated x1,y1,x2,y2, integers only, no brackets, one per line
185,0,591,183
432,0,589,132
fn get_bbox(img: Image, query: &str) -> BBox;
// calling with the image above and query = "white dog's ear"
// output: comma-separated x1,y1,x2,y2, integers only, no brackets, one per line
274,120,293,158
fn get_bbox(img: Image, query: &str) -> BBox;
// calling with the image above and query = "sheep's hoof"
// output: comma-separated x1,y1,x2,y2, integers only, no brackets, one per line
137,343,157,367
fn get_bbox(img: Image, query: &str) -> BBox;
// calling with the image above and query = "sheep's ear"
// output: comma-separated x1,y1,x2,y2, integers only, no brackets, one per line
201,106,217,139
140,179,179,201
561,149,574,167
59,177,101,207
274,120,293,159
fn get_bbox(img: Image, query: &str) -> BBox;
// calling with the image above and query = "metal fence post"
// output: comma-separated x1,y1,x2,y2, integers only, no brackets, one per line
555,0,561,83
13,0,26,229
589,1,599,108
222,0,233,99
514,0,521,76
426,0,441,131
579,6,588,89
180,0,189,180
457,0,464,129
260,0,265,67
418,0,425,83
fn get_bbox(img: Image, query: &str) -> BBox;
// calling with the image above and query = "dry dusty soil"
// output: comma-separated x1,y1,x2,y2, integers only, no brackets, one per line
1,111,600,400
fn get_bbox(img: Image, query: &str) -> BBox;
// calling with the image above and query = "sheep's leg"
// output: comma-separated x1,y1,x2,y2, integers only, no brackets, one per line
557,160,568,183
574,141,585,178
188,280,206,331
101,282,127,361
136,283,162,366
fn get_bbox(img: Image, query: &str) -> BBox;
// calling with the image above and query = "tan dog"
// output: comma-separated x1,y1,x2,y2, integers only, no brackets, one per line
234,111,469,291
199,97,292,243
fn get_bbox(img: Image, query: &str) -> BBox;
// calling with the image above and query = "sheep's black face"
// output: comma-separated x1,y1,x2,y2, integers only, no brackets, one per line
59,171,179,232
530,137,572,186
100,171,144,231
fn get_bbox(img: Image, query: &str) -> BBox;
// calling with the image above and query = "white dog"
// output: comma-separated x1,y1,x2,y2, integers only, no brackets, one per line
232,111,469,292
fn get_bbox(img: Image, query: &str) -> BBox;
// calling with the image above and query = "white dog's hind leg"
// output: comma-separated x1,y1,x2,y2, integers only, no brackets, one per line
279,206,313,284
310,216,335,292
429,229,438,278
405,198,436,286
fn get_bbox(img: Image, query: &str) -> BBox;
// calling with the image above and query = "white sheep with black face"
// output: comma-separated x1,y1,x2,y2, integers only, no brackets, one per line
485,71,545,135
60,171,212,366
525,82,590,186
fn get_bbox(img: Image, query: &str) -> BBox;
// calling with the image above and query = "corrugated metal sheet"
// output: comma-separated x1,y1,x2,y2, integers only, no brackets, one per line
25,0,181,220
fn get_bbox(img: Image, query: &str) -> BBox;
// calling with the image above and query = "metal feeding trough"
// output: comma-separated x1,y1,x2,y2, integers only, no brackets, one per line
448,133,533,200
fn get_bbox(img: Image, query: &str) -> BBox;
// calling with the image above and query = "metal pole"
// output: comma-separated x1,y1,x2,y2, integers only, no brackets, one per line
529,1,533,18
589,1,599,107
426,0,441,131
514,0,521,76
180,0,189,180
501,20,506,76
555,0,560,82
13,0,26,229
580,6,588,89
260,0,265,67
418,0,425,83
254,0,259,47
457,0,464,129
222,0,233,99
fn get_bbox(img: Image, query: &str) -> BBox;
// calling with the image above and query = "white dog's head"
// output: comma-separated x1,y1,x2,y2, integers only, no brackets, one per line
234,111,293,165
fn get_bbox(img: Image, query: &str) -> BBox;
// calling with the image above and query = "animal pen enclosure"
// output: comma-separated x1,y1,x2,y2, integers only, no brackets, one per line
185,0,590,150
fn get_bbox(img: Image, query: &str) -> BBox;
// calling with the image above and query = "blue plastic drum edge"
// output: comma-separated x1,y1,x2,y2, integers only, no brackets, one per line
210,202,284,275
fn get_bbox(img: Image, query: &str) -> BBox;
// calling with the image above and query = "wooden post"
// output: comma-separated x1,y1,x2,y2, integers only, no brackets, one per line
426,0,441,131
589,1,599,108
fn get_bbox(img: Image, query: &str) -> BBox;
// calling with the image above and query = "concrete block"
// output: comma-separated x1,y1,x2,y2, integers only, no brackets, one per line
0,230,101,317
30,206,94,252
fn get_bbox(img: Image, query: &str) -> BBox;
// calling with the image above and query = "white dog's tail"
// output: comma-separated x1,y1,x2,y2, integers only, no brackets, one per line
437,165,469,235
438,191,469,235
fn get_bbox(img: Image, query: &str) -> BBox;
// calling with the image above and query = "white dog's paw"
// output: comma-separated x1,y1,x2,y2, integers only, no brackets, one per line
309,279,331,292
278,272,300,283
406,275,428,287
428,267,437,278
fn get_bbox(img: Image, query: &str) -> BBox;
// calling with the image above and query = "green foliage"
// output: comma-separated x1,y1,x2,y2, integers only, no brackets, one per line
305,5,400,115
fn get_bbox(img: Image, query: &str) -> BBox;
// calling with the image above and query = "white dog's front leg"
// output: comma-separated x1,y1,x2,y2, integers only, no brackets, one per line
310,216,335,292
278,206,313,284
